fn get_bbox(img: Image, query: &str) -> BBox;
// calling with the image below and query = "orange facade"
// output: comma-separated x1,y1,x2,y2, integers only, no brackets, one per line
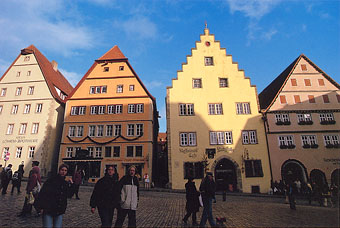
59,46,158,182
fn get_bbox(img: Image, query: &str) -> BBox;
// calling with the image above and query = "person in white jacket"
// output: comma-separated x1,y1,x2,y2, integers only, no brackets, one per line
114,166,139,228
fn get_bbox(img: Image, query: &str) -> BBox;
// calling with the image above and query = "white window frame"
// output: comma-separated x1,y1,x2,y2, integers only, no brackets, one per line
7,124,14,135
98,105,105,114
24,104,31,114
204,57,214,66
117,85,123,93
208,103,223,115
16,147,22,158
28,146,35,158
236,103,251,114
192,79,202,88
19,123,27,135
87,147,94,157
68,126,76,137
95,147,102,158
127,124,135,136
114,124,122,136
323,135,339,146
278,135,295,147
0,105,3,114
15,87,22,96
219,78,228,88
136,104,144,113
128,104,136,113
136,124,143,136
319,113,334,122
31,123,39,134
0,88,7,96
89,125,96,137
2,147,9,159
66,147,73,158
242,130,257,144
129,85,135,91
11,105,18,114
106,125,113,137
28,86,34,95
76,126,84,137
90,106,98,115
180,132,196,146
36,103,43,113
97,125,104,137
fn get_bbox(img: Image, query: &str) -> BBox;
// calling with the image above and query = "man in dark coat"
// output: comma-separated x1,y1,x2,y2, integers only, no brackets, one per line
1,164,13,195
90,165,119,228
34,164,70,227
182,177,200,226
199,172,216,227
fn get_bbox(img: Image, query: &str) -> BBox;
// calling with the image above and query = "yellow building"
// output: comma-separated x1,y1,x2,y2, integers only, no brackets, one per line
59,45,159,183
166,27,271,193
0,45,73,176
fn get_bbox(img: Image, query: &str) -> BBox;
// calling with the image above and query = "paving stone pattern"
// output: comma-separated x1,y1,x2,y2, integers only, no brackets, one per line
0,186,339,227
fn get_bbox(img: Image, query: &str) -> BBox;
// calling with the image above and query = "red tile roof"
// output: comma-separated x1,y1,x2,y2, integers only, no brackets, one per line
97,45,126,60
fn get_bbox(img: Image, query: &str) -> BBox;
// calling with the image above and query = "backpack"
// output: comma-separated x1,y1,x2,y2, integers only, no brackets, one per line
12,172,19,181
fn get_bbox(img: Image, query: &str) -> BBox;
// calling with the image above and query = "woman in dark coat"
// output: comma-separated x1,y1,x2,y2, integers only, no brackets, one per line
182,178,200,226
90,165,119,228
34,164,70,228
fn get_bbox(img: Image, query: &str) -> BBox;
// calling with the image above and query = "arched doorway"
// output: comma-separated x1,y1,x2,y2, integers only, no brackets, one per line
331,169,340,186
214,158,237,192
310,169,327,187
281,160,308,184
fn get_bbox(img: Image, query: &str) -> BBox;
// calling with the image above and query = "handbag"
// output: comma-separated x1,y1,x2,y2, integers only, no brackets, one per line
32,181,41,195
27,192,35,205
198,194,204,207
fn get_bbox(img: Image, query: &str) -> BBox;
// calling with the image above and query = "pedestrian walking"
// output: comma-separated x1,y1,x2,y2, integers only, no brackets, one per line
71,168,82,199
18,161,42,217
1,164,13,195
182,178,200,226
306,182,313,205
288,181,297,210
114,165,139,228
11,170,23,194
143,173,150,189
90,165,120,228
199,172,216,227
34,164,70,228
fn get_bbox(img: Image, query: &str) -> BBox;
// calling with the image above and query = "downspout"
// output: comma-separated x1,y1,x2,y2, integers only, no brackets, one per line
262,111,273,182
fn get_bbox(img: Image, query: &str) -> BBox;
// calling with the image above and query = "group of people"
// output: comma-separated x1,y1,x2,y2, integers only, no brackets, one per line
0,162,24,195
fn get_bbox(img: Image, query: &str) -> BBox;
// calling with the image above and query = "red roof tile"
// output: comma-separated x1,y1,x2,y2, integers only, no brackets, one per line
97,45,126,61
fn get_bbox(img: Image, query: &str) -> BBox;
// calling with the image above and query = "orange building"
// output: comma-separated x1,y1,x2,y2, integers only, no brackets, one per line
59,46,159,182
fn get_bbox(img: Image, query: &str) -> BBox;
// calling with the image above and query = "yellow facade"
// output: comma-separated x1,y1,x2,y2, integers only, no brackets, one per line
59,46,158,182
166,28,271,193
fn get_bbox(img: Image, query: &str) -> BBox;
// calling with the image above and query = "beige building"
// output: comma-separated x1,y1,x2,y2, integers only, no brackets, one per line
259,54,340,187
0,45,73,176
166,27,271,193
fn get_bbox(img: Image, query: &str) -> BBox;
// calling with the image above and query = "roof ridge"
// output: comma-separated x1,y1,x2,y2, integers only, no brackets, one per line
97,45,126,61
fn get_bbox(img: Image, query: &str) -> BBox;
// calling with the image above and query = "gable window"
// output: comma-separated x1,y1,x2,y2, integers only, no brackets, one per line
11,105,18,114
304,79,311,86
179,104,194,116
210,131,233,145
27,71,31,76
192,79,202,88
204,57,214,66
119,66,124,71
294,95,301,104
208,103,223,115
318,79,325,86
236,103,251,115
319,113,335,125
17,71,21,77
279,95,287,104
322,95,330,103
103,67,109,72
16,147,22,158
242,130,257,144
275,113,290,125
1,88,7,96
301,135,318,148
24,56,30,61
184,162,204,179
129,85,135,91
117,85,123,93
36,103,43,113
90,86,107,94
245,160,263,177
28,147,35,158
297,113,313,125
66,147,73,158
19,123,27,135
90,86,96,94
128,104,135,113
323,135,340,148
15,87,22,96
7,124,14,135
28,86,34,95
291,79,297,86
308,95,315,103
180,132,196,146
278,135,295,149
24,104,31,114
31,123,39,134
301,64,307,71
219,78,228,88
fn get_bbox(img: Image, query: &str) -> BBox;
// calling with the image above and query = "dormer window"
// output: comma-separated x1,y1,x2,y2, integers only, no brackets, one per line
103,67,109,72
119,66,124,71
24,56,30,62
301,64,307,71
204,57,213,66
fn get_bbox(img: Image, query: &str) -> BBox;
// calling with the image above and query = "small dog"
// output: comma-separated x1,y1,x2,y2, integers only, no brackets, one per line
216,217,226,227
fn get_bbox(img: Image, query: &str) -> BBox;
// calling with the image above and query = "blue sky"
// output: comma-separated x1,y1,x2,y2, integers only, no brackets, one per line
1,0,339,132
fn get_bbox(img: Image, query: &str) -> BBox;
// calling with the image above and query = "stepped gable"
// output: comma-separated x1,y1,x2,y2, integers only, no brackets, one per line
22,45,73,103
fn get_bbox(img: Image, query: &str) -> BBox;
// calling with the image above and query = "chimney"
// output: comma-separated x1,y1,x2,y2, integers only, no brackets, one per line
51,60,58,71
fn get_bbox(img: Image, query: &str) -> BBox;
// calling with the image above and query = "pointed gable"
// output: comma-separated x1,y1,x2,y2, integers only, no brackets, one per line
97,45,127,61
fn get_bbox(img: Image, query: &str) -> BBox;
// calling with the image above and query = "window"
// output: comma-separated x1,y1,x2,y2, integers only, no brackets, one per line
114,125,122,136
6,124,14,135
324,135,340,148
126,146,143,157
90,106,98,115
301,135,318,148
97,125,104,137
95,147,102,158
279,95,287,104
210,131,233,145
245,160,263,177
319,113,335,124
136,124,143,136
113,146,120,157
107,104,123,114
128,104,144,113
1,88,7,96
337,95,340,103
36,103,43,113
129,85,135,91
135,146,143,157
180,132,196,146
117,85,123,93
192,79,202,88
71,106,86,115
2,147,9,159
301,64,307,71
24,56,30,61
89,125,96,137
31,123,39,134
236,103,251,114
105,147,112,157
242,130,257,144
76,126,84,137
19,123,27,135
291,79,297,86
119,66,124,71
24,104,31,114
275,113,290,125
208,103,223,115
87,147,94,157
106,125,113,137
179,104,194,116
11,105,18,114
127,146,134,157
68,126,76,137
17,71,21,77
204,57,214,66
90,86,107,94
98,106,105,114
16,147,22,158
127,124,135,136
0,105,2,114
219,78,228,88
278,135,295,149
90,86,95,94
28,86,34,95
15,87,22,96
322,95,330,103
297,113,313,125
66,147,73,158
318,79,325,86
294,95,301,104
103,67,109,72
304,79,311,86
308,95,315,103
27,71,31,76
184,162,204,179
28,147,35,158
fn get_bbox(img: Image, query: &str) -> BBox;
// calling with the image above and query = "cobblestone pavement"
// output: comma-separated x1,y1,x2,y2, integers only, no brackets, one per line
0,186,339,227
